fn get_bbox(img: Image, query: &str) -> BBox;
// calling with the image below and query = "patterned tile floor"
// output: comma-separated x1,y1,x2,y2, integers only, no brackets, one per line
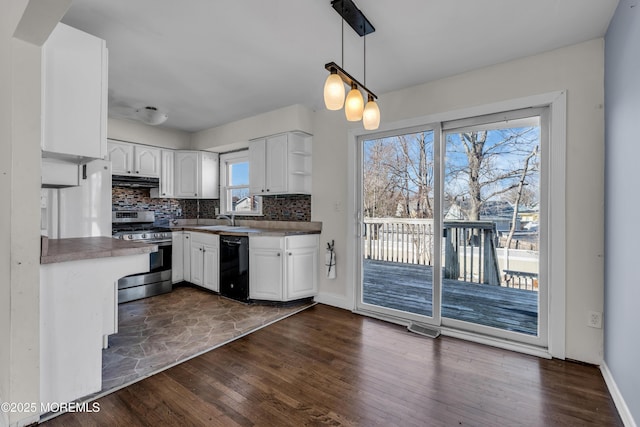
102,285,314,392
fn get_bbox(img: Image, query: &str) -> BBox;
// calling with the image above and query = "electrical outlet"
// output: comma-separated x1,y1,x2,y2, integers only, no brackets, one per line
588,311,602,329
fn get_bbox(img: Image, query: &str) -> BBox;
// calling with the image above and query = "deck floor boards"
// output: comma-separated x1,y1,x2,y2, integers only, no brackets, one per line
363,259,538,334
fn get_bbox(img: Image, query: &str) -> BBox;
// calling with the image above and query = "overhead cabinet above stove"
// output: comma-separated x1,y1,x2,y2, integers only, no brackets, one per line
107,140,161,178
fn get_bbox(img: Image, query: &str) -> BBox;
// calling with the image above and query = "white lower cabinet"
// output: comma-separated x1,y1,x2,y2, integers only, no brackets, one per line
176,231,317,301
285,236,319,300
172,231,184,283
185,232,219,292
250,234,318,301
249,237,284,300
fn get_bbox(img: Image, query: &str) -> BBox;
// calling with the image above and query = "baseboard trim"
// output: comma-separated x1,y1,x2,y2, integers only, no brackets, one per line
439,327,552,359
601,362,637,427
314,293,353,310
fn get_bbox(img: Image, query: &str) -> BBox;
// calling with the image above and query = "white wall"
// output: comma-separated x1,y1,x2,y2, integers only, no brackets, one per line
604,0,640,424
1,2,69,426
190,104,313,152
107,117,191,149
312,39,605,364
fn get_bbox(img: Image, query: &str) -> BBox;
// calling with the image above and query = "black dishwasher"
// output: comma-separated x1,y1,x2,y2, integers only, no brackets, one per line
219,235,250,302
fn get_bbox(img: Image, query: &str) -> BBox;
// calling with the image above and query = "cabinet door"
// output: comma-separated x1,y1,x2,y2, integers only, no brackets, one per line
285,245,318,300
249,139,266,195
190,243,204,286
107,141,134,175
265,134,288,194
202,244,219,292
183,233,192,282
200,152,219,199
171,232,183,283
250,249,283,300
134,145,161,177
42,23,107,160
175,152,199,198
160,150,174,198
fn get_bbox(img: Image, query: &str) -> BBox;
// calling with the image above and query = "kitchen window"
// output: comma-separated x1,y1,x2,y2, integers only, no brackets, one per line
220,151,262,215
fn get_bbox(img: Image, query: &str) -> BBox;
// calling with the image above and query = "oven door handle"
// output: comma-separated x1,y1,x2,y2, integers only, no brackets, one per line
144,240,172,247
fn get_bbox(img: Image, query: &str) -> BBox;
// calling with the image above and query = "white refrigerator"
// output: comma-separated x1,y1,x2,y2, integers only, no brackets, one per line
41,159,112,238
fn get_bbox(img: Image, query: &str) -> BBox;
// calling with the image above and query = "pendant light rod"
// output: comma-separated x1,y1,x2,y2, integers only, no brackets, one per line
325,61,377,100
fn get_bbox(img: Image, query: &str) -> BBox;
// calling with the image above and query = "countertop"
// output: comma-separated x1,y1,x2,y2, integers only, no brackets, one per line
41,236,157,265
173,225,321,237
170,220,322,237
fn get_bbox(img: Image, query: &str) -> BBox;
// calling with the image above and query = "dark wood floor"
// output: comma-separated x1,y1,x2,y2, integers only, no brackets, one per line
364,259,538,335
42,304,621,427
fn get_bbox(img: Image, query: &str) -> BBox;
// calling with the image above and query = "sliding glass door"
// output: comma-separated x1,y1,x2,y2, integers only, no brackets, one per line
357,124,441,325
356,108,548,346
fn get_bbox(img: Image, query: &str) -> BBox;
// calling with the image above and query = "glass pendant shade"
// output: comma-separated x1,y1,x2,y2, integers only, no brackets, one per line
324,72,345,110
345,84,364,121
362,96,380,130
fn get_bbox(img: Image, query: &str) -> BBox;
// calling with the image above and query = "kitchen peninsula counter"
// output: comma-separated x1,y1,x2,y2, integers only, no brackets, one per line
40,237,155,406
40,236,157,264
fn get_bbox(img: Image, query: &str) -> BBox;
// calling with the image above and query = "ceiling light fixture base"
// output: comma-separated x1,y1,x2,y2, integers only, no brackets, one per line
331,0,375,36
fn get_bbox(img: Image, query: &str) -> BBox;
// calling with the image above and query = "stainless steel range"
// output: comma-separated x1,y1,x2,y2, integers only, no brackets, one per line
112,211,173,303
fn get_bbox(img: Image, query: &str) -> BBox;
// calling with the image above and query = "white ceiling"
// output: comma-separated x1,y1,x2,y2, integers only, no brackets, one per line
61,0,618,133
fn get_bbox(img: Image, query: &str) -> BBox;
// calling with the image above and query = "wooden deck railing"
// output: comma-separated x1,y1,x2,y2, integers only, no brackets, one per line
443,221,501,286
364,218,535,290
364,218,434,265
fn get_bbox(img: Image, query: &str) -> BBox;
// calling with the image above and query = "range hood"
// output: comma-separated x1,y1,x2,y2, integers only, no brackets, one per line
112,175,160,188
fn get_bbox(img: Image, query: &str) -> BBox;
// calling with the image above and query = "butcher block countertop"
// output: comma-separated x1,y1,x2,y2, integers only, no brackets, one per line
40,236,157,264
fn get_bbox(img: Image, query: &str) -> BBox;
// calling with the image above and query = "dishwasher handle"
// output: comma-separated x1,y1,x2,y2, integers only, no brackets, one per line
221,238,243,245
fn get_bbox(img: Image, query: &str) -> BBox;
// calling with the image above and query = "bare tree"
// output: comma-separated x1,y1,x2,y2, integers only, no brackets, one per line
445,128,539,221
504,145,539,268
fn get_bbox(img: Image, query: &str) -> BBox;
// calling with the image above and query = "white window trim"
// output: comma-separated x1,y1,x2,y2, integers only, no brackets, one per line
346,91,566,360
219,150,262,216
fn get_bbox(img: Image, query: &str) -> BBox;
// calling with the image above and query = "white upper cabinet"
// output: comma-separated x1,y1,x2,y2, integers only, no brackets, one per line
174,151,219,199
107,140,160,177
134,145,161,176
42,23,107,160
249,132,312,196
107,141,133,174
159,149,175,198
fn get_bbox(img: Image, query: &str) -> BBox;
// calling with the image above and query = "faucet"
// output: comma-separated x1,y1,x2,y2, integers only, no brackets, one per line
216,214,235,227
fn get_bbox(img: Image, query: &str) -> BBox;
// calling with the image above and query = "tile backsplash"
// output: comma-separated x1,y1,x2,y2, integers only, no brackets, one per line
112,187,311,222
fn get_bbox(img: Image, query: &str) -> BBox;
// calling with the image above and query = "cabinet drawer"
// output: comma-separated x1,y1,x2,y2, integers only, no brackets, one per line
191,232,219,247
249,236,283,250
285,234,319,250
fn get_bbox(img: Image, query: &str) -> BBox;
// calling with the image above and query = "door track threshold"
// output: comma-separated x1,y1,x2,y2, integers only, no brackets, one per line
408,323,441,338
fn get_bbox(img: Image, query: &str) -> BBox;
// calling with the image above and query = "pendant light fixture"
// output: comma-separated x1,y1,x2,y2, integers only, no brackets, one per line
323,0,380,130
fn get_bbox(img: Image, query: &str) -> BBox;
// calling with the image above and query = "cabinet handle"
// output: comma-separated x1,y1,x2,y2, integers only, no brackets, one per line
266,189,270,192
136,171,140,174
277,253,281,257
185,236,189,239
195,193,197,196
162,193,166,196
288,252,292,256
127,170,131,174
